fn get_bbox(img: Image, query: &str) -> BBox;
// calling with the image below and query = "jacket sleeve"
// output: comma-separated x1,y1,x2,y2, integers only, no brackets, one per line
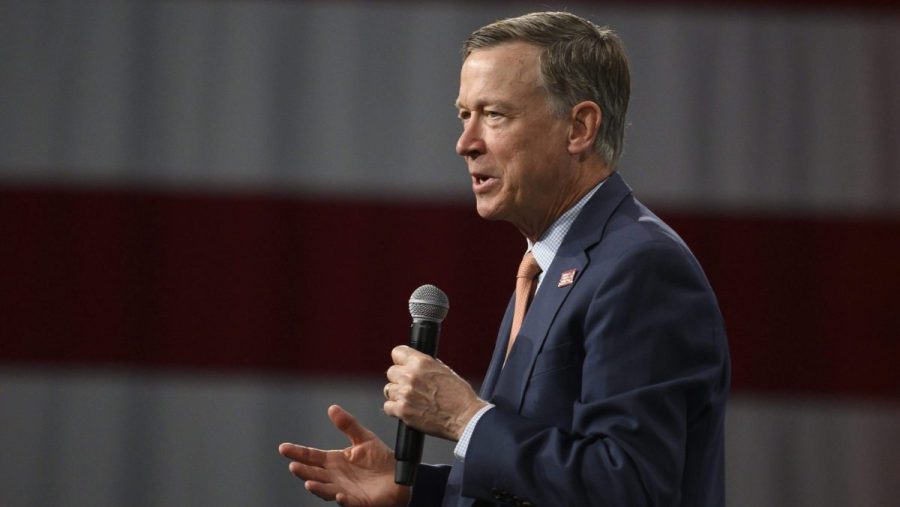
407,463,451,506
460,240,728,506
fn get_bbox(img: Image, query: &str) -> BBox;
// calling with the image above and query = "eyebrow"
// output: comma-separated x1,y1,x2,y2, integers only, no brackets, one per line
454,98,515,111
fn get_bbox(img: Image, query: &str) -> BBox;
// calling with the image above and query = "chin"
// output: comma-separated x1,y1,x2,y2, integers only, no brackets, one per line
475,202,503,222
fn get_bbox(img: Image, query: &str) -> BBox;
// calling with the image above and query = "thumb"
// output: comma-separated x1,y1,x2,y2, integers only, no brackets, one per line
328,404,376,446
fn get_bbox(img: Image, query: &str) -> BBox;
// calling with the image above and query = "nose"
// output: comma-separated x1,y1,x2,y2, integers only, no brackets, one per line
456,119,485,159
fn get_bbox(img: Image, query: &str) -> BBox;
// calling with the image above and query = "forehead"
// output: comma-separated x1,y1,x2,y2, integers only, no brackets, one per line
456,42,545,108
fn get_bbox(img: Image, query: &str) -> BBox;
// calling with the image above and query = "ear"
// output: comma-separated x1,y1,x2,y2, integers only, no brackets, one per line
567,101,602,156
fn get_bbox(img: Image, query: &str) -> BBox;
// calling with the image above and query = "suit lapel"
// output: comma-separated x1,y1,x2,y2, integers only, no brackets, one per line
488,172,633,412
479,294,514,399
490,251,588,411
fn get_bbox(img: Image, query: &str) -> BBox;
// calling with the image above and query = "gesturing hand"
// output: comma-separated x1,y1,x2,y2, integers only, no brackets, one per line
278,405,410,507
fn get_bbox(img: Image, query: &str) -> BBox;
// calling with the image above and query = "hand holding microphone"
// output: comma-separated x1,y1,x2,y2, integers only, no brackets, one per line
385,285,487,485
279,284,487,503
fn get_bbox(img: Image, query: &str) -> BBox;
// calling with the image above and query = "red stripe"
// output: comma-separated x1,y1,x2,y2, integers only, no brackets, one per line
666,211,900,398
2,185,898,398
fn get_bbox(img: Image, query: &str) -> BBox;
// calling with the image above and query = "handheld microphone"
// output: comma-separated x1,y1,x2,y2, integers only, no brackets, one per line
394,284,449,486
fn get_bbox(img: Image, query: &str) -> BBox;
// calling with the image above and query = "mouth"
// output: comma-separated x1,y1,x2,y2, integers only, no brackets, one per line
471,173,498,193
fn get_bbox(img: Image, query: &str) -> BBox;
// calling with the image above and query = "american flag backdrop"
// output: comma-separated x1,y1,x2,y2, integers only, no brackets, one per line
1,1,898,506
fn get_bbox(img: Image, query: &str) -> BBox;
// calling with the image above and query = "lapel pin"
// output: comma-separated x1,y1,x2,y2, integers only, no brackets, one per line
558,268,577,287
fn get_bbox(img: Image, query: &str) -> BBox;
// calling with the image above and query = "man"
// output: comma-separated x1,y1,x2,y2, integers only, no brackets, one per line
279,11,729,506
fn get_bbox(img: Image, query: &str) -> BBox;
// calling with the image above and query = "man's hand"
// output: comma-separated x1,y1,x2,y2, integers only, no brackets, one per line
383,345,488,441
278,405,410,507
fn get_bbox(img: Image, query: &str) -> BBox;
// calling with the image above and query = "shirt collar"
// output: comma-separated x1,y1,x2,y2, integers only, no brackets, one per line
527,178,605,287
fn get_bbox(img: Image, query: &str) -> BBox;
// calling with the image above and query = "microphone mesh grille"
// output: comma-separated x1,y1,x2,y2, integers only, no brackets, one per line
408,284,449,322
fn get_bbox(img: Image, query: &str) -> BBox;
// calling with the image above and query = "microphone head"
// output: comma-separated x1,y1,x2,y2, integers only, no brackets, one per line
408,284,449,323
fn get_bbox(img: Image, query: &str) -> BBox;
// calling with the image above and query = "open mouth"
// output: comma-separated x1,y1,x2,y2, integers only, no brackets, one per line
471,173,498,193
472,173,495,184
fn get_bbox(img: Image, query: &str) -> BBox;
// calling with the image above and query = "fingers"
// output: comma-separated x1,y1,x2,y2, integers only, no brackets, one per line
307,483,366,507
280,444,334,487
383,381,410,401
328,404,376,446
280,444,334,493
386,365,399,384
382,396,397,417
305,480,341,502
388,346,434,383
278,443,327,467
391,344,421,364
288,460,331,483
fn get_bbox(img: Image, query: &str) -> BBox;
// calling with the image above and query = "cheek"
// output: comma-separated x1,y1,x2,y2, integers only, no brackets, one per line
494,128,563,186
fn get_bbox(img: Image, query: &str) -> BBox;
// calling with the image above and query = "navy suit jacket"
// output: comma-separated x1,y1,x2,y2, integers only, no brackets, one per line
410,173,729,506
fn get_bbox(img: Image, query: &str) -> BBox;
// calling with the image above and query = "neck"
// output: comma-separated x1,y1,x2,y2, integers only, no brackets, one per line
519,165,611,243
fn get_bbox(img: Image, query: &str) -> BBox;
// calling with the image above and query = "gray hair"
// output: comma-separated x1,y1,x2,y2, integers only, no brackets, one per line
463,12,630,168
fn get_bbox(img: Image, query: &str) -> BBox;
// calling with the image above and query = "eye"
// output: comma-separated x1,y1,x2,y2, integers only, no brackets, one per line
484,110,503,119
458,110,471,121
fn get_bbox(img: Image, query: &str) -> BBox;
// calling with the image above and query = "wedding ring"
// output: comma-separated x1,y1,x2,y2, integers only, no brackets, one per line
383,383,391,400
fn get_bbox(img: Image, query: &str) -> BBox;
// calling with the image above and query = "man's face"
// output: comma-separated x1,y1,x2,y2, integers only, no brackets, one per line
455,42,575,240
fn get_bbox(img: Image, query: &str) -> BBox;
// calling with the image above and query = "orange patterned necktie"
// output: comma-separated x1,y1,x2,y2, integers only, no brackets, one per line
506,251,542,358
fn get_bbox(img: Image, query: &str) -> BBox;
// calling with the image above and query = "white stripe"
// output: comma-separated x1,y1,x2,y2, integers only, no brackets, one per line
1,1,898,212
2,368,898,507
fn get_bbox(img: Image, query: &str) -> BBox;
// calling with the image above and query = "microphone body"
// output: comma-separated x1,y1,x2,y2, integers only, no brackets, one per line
394,285,449,486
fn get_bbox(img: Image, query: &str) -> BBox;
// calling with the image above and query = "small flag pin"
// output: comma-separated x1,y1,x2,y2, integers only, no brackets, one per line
558,269,577,287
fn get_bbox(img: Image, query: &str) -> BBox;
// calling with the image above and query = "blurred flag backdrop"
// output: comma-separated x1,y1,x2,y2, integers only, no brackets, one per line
1,1,898,506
